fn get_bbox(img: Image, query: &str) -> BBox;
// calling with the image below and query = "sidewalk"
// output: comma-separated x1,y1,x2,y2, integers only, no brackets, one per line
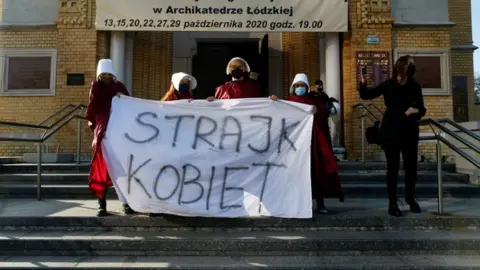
0,198,479,217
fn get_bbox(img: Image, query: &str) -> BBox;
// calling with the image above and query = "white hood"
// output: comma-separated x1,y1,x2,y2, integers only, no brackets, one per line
226,57,251,75
171,72,197,90
290,73,310,93
96,59,117,79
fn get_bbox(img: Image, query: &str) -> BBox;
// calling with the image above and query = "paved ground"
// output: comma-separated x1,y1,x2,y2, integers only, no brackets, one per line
0,198,478,217
0,255,479,268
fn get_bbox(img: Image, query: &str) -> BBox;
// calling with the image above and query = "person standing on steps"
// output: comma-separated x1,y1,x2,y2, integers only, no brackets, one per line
358,55,426,217
274,73,344,213
85,59,135,217
206,57,261,101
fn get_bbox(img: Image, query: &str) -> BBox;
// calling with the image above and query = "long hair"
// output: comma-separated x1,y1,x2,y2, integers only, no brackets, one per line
161,83,176,101
392,55,411,85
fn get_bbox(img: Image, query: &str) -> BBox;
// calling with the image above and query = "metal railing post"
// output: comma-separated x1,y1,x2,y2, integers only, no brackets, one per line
76,117,82,164
36,143,43,201
436,139,443,214
361,117,365,163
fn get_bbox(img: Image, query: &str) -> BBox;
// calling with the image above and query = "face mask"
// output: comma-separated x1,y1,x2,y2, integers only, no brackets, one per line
178,83,190,93
407,64,416,77
295,87,307,96
231,68,244,79
317,87,323,92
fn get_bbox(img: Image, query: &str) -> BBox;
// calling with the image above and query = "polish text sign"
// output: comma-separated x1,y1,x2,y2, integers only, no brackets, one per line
102,96,314,218
95,0,348,32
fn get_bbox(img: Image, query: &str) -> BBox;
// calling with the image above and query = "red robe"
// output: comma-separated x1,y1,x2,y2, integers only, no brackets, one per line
288,94,344,201
214,80,261,99
85,80,130,199
164,91,193,101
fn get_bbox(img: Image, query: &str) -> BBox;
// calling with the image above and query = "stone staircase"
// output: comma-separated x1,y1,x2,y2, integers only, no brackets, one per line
0,201,479,269
0,160,479,269
0,161,477,199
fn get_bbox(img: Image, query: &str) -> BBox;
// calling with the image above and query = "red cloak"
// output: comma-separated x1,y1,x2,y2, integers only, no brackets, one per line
214,80,261,99
288,94,344,201
85,80,130,199
164,91,193,101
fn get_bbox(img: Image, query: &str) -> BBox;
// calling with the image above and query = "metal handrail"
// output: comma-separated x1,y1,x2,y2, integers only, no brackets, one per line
0,105,88,201
0,104,87,130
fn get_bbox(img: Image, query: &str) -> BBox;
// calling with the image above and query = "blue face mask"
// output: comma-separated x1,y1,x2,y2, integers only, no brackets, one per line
295,87,307,96
178,83,190,93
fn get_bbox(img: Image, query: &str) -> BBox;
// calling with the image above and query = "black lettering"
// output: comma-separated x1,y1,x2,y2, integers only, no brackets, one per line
178,164,204,205
154,165,180,201
219,116,242,152
247,115,272,153
125,112,159,144
165,115,195,147
127,154,152,198
193,116,218,149
252,162,287,213
220,167,247,210
206,166,215,211
277,118,299,153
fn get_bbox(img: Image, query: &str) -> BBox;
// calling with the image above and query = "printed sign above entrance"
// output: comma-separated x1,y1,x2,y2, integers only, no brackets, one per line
95,0,348,32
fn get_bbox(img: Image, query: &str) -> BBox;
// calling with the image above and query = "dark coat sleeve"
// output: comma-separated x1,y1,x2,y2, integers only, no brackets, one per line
412,82,426,120
359,80,390,100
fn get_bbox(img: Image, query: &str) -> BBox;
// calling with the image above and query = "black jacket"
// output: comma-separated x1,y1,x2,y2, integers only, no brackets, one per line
359,79,426,145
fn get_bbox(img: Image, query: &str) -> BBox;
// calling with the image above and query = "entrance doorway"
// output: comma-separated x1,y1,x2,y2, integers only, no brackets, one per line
192,36,269,99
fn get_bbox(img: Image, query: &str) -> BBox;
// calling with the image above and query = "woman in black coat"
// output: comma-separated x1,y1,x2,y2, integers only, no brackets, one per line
358,55,426,217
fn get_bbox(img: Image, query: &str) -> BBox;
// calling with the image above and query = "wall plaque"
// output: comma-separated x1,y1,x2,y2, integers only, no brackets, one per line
356,51,390,87
413,56,442,89
452,76,469,122
67,73,85,86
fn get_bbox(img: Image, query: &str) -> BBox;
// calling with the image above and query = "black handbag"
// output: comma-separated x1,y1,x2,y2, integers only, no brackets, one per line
366,121,382,145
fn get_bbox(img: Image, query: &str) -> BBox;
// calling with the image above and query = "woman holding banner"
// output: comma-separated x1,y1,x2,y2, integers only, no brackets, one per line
85,59,135,217
207,57,261,100
161,72,197,101
287,73,344,213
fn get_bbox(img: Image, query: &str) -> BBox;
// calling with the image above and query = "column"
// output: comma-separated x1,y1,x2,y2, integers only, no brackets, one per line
318,33,326,83
124,32,134,95
110,31,126,83
325,32,342,148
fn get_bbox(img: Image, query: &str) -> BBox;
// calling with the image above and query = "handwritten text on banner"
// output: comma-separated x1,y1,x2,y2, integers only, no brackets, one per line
102,97,314,218
95,0,348,32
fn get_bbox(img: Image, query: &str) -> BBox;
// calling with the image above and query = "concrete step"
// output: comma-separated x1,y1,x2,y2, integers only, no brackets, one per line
0,255,479,269
0,162,457,173
1,215,479,232
0,172,470,185
0,183,478,199
1,230,479,256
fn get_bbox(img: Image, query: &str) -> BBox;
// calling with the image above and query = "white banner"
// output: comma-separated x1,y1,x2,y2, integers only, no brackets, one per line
96,0,348,32
102,97,314,218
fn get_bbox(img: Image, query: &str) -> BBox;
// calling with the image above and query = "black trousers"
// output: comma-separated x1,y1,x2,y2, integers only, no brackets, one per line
383,142,418,203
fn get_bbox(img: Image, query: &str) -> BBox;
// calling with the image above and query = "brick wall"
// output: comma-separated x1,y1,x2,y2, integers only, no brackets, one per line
281,33,320,97
0,1,97,157
448,0,479,121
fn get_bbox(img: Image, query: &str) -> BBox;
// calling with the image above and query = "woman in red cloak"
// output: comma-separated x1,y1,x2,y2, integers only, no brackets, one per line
85,59,133,217
207,57,261,100
161,72,197,101
287,73,344,213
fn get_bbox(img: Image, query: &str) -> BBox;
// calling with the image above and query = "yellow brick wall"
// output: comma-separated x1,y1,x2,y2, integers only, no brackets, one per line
281,33,320,97
448,0,478,121
0,3,97,157
343,0,393,160
132,32,173,100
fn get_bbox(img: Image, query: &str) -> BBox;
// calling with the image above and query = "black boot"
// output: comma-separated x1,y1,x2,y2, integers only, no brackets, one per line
122,204,135,215
388,201,403,217
97,198,107,217
315,197,328,214
406,197,421,213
